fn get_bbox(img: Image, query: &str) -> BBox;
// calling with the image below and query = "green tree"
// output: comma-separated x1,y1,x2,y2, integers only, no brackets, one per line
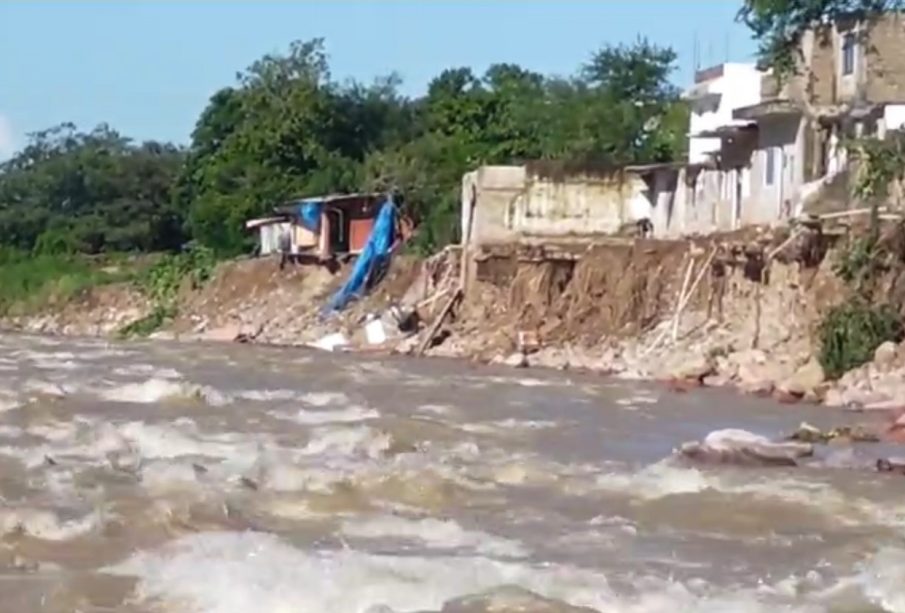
0,123,185,254
179,39,404,254
177,37,690,255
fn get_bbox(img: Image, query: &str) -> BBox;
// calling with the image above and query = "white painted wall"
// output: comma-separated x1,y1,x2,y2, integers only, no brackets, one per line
748,115,804,225
884,104,905,132
687,63,764,164
258,222,291,256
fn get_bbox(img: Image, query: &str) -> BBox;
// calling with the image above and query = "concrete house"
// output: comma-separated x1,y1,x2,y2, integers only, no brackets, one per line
459,14,905,251
734,12,905,219
686,63,764,165
657,62,765,235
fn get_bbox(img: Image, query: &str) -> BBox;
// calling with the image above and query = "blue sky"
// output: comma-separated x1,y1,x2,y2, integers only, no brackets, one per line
0,1,756,159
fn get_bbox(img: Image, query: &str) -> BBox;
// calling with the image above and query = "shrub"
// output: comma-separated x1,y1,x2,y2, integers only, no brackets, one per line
818,299,903,380
833,235,877,286
118,244,216,337
117,305,177,339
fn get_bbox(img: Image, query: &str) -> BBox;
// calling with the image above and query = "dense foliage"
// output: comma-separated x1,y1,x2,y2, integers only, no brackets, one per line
0,37,689,259
818,298,903,379
0,124,185,254
118,244,216,337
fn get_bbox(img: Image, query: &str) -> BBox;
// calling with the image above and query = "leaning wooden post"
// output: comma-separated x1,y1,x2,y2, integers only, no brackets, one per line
672,246,718,341
753,252,765,350
417,288,463,356
672,255,696,342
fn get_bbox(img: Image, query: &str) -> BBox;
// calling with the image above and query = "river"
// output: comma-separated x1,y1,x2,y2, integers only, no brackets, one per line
0,333,903,612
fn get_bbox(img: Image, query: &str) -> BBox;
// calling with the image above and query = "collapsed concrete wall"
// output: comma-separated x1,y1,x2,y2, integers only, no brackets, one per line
461,164,649,247
462,163,750,245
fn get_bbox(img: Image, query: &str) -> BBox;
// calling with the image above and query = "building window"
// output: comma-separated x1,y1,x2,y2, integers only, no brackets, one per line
765,147,776,186
842,32,856,76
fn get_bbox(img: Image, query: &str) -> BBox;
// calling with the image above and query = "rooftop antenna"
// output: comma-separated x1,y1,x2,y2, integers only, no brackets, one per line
693,31,700,72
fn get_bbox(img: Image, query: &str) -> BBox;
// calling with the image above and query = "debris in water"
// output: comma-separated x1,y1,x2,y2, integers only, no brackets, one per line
365,319,387,345
877,457,905,473
788,422,880,444
309,333,349,352
678,428,813,467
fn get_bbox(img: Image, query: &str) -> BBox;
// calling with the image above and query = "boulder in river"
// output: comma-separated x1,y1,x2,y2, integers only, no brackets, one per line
666,352,714,383
778,358,825,398
876,457,905,473
678,428,814,467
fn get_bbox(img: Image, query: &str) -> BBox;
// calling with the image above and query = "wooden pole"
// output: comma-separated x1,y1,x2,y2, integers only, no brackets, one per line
416,288,463,356
672,246,718,340
766,228,803,261
753,255,766,349
672,256,696,342
642,252,690,356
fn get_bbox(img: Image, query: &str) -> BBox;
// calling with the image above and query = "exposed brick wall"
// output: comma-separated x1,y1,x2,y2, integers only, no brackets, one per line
762,73,781,100
865,15,905,103
809,27,836,105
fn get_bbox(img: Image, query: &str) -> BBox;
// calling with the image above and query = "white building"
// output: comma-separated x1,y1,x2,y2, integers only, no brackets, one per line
685,63,764,165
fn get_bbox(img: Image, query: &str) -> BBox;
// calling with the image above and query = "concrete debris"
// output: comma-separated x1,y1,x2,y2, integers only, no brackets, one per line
788,422,880,444
678,429,814,467
364,319,387,345
309,333,349,352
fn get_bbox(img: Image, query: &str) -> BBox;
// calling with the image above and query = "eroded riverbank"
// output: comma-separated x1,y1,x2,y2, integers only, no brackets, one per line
5,223,905,419
1,333,905,612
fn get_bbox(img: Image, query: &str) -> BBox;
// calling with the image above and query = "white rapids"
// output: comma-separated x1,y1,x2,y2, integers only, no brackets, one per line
0,333,902,612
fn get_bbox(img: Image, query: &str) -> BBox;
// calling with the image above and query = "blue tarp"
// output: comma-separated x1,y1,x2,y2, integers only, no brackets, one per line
296,200,322,233
324,197,396,314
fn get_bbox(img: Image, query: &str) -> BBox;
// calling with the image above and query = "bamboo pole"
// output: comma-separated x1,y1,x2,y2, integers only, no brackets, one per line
416,288,463,356
672,256,696,342
766,228,803,261
672,246,718,332
642,252,690,356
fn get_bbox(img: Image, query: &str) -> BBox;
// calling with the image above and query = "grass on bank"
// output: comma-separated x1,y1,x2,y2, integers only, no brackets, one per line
0,244,218,337
0,248,142,317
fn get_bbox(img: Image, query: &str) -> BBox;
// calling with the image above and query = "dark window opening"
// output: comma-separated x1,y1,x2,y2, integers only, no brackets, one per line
843,32,856,76
765,147,776,186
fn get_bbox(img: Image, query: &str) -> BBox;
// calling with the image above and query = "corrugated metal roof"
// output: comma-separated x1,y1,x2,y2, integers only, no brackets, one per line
245,216,289,229
274,192,383,215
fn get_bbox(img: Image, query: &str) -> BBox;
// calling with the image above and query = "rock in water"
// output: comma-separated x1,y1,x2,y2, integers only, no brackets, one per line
779,358,825,398
679,428,813,467
668,352,714,382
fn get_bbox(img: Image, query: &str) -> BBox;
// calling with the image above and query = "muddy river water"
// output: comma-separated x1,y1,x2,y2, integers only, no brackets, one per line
0,333,904,612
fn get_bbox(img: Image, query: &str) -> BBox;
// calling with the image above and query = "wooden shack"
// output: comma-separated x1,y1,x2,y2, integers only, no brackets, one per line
246,192,412,262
